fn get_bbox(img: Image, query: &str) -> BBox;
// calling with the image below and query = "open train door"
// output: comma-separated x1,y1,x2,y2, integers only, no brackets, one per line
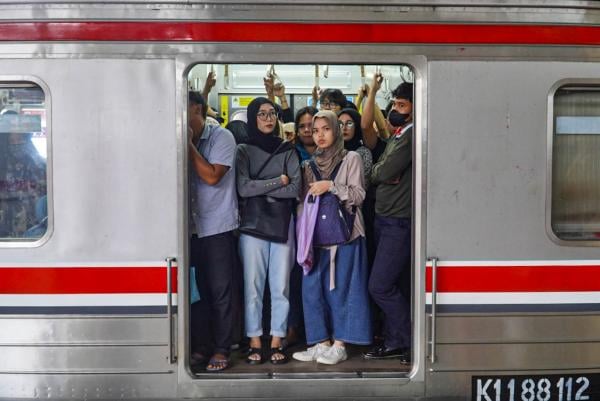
176,60,429,399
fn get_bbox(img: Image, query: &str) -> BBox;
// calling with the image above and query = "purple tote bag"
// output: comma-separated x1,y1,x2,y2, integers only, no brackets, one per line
296,195,320,275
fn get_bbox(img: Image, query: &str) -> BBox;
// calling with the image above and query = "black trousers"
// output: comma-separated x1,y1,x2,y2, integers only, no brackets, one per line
368,216,412,349
190,231,236,355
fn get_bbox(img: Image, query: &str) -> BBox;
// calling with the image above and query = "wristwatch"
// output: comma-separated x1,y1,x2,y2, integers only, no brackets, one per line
329,181,338,195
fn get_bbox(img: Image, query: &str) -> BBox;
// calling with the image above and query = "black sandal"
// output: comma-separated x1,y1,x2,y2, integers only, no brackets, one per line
270,346,288,365
246,347,263,365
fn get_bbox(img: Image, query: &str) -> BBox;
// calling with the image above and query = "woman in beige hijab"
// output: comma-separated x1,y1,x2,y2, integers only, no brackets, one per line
293,110,372,365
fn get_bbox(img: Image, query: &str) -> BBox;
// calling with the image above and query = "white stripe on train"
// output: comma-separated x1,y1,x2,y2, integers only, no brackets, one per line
425,260,600,267
425,292,600,304
0,293,178,306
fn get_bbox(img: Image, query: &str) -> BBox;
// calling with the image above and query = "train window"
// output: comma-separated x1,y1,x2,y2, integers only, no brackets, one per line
551,85,600,241
0,83,48,243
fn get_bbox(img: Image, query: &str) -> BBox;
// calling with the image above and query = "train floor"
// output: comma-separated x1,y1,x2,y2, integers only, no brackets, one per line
191,342,411,377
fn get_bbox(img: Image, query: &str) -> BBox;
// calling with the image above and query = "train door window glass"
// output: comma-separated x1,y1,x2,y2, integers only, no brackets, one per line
0,83,48,242
187,63,415,377
551,85,600,241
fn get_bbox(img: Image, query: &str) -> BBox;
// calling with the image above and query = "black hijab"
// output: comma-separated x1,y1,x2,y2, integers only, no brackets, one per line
246,97,290,154
225,120,249,145
338,108,364,151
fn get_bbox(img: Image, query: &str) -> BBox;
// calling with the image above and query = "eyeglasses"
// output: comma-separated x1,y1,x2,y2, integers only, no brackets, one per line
338,121,355,129
320,102,338,110
257,111,279,121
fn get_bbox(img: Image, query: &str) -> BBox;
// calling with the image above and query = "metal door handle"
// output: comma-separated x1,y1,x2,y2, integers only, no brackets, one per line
165,257,177,364
429,257,438,364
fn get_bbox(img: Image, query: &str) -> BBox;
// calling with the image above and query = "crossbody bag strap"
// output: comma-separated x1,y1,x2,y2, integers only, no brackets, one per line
252,141,288,179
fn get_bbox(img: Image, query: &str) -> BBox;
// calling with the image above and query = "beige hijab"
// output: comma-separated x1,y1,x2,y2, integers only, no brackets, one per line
312,110,347,179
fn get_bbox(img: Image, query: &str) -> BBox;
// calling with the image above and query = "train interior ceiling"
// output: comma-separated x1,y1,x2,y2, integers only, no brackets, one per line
187,63,414,378
188,63,414,125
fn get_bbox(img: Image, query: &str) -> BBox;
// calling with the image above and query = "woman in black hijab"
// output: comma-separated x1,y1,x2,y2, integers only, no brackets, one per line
337,108,372,186
236,97,301,365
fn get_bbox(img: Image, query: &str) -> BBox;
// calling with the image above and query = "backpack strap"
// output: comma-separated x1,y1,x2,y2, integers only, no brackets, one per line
308,160,322,181
329,160,344,181
309,158,344,182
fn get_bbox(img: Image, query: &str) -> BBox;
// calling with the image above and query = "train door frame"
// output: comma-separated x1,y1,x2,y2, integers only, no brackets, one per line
176,46,428,398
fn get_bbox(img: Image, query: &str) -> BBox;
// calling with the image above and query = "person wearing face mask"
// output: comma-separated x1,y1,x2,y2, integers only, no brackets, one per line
236,97,301,365
362,74,414,364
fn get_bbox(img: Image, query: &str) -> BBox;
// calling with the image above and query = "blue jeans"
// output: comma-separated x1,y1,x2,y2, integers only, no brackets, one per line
303,237,372,345
239,223,294,338
368,215,411,349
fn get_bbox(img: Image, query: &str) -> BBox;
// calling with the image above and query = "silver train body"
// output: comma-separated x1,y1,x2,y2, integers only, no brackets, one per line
1,1,600,400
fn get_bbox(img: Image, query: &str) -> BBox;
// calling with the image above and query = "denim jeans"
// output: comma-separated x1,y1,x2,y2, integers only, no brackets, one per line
303,237,372,345
239,222,294,338
368,215,412,349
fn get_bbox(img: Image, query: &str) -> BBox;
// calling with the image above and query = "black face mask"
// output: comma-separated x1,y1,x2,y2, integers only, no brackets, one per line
388,110,410,128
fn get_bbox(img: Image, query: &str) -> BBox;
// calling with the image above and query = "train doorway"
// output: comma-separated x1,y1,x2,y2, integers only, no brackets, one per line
185,63,416,378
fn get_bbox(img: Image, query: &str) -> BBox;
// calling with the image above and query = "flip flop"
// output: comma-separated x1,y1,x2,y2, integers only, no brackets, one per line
206,355,230,372
270,347,288,365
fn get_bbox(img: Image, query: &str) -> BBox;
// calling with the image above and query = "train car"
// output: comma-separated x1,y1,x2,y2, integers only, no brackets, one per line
1,1,600,400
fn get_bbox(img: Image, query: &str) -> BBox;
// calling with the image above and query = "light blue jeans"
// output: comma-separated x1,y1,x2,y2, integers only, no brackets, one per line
239,223,295,338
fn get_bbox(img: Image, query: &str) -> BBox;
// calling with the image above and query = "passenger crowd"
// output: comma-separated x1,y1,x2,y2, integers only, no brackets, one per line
188,71,413,372
0,109,47,239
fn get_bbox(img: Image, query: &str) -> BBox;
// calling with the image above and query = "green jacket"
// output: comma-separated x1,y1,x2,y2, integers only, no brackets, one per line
371,126,412,218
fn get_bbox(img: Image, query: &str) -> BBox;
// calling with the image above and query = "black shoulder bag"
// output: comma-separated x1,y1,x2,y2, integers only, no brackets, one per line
238,143,294,243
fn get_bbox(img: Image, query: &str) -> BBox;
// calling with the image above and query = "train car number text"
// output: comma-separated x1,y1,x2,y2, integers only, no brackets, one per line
472,374,600,401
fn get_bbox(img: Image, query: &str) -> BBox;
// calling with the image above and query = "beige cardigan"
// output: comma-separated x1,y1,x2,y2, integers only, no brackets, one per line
298,151,366,289
299,150,366,240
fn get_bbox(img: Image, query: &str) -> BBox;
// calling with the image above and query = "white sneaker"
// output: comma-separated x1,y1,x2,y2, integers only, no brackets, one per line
292,343,331,362
316,345,347,365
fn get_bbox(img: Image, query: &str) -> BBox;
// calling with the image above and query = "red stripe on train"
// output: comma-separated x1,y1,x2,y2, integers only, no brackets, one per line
0,267,177,294
1,22,600,45
425,265,600,293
